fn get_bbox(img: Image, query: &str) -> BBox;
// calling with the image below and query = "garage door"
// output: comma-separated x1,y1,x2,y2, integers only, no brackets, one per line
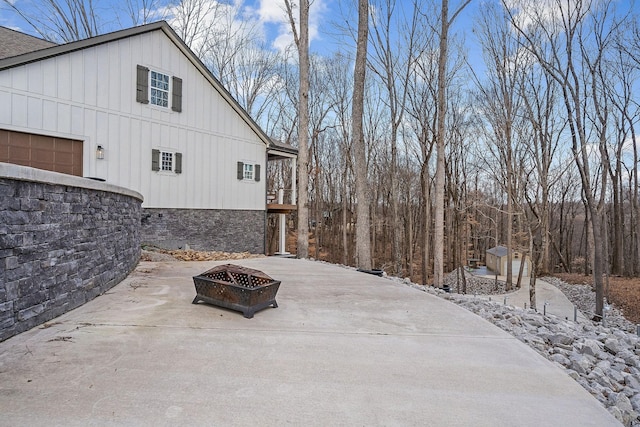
0,129,83,176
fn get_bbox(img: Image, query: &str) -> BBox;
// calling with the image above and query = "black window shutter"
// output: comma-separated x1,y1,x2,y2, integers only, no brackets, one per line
175,152,182,174
172,76,182,112
237,161,244,180
136,65,149,104
152,149,160,171
254,164,261,182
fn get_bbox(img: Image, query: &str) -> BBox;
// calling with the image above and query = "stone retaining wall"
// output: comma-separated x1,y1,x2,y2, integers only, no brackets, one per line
141,208,265,253
0,164,143,342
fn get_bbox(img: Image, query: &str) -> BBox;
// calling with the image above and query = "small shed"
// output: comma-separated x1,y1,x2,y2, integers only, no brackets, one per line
486,245,530,277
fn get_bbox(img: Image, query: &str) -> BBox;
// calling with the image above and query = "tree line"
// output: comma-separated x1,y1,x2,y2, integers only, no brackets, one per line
5,0,640,319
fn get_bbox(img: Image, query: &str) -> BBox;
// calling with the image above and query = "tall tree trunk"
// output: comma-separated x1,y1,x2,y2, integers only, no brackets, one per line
634,126,640,276
506,188,513,291
433,0,449,288
285,0,310,259
528,229,537,310
421,162,431,286
391,139,401,275
353,0,372,269
433,0,471,286
590,207,605,319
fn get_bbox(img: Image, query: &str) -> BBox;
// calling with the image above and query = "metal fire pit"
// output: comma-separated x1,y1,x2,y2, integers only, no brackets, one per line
192,264,280,318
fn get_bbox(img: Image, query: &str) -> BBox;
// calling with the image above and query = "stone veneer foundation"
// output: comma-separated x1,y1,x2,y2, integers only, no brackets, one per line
140,208,265,253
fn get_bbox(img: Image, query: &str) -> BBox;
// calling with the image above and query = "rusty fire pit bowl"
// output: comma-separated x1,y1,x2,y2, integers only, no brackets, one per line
192,264,280,318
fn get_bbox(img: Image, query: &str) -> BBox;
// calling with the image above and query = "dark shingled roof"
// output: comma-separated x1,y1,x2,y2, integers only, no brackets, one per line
268,139,298,160
486,245,509,257
0,27,57,60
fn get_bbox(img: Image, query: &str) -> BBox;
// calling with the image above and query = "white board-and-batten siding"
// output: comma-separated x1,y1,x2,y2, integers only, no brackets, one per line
0,29,266,210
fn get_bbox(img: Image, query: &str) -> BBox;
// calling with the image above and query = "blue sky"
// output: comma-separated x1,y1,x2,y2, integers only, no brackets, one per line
1,0,636,71
0,0,331,46
0,0,478,53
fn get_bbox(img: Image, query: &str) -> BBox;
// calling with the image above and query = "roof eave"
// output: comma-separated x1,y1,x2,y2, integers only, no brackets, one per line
157,24,273,148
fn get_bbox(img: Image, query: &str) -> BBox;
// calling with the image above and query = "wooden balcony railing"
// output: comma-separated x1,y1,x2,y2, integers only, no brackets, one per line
267,189,296,214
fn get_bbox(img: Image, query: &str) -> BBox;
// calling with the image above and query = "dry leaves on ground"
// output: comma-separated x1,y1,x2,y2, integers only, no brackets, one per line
554,273,640,324
141,247,263,262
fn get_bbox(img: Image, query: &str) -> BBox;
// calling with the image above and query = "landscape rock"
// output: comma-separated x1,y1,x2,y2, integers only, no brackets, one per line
631,393,640,411
610,393,638,426
581,339,603,357
625,374,640,391
549,333,574,346
605,337,623,355
620,350,639,368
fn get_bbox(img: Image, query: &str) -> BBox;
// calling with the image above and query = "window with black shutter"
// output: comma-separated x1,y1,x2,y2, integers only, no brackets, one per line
237,161,260,182
153,149,182,174
136,65,149,104
137,65,182,112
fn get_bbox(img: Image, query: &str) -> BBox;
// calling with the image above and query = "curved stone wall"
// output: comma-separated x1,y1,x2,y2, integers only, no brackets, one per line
0,163,143,341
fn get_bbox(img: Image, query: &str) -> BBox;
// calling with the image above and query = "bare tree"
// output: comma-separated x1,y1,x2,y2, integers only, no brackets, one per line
610,27,640,275
473,2,529,291
169,0,231,57
368,0,419,276
352,0,372,269
284,0,310,259
505,0,622,319
118,0,168,26
604,28,640,277
325,52,355,266
3,0,100,42
406,16,439,285
432,0,472,287
520,65,566,309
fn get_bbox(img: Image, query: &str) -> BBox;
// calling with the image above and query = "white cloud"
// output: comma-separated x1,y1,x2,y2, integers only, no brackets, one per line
503,0,606,35
250,0,328,52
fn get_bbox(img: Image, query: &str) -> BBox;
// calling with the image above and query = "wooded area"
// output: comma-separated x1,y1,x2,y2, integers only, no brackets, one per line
5,0,640,319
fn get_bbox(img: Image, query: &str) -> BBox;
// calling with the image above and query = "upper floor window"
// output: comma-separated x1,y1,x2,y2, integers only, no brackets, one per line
243,163,254,180
150,71,170,108
136,65,182,112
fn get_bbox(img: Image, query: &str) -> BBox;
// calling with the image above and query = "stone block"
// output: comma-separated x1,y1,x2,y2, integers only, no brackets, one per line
20,198,43,212
17,303,44,321
15,290,47,311
1,210,29,225
5,255,19,270
0,195,21,210
0,317,15,330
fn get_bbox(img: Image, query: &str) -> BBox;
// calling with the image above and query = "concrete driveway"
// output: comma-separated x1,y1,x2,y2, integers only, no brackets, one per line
0,258,620,426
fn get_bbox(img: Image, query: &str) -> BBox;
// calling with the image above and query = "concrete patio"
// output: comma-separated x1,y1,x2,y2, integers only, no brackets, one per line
0,257,620,426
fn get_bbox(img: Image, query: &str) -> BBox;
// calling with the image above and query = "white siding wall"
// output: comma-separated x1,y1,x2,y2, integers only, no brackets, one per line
0,30,266,210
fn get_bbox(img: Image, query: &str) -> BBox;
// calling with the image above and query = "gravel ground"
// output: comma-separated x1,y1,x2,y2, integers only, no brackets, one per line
442,268,509,294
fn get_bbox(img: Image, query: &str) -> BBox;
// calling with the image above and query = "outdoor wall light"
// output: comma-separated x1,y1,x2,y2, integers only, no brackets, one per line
96,144,105,159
